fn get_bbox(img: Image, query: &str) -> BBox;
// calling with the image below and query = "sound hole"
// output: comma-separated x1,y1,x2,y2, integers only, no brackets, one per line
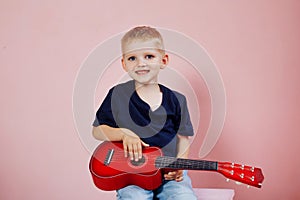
130,156,146,166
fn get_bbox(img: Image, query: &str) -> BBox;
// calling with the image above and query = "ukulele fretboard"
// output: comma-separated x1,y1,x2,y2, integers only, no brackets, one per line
155,156,218,171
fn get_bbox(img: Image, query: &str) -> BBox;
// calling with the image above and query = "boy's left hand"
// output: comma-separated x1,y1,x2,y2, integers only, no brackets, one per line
164,170,183,182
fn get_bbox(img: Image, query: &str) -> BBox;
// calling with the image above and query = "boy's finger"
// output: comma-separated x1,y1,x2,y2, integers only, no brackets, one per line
168,172,176,176
127,145,134,160
123,143,128,157
137,143,143,159
176,176,183,182
133,144,139,161
141,141,149,147
164,172,176,180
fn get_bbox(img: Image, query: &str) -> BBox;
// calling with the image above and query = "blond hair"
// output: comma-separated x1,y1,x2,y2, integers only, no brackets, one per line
121,26,165,53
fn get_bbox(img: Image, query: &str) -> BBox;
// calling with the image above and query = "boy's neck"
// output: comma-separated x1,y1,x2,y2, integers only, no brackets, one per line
134,81,160,92
134,81,162,111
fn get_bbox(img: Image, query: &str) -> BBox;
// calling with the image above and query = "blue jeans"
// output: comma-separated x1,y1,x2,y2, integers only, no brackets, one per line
116,171,197,200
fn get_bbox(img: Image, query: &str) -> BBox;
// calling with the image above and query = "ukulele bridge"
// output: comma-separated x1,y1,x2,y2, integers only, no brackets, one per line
104,149,114,166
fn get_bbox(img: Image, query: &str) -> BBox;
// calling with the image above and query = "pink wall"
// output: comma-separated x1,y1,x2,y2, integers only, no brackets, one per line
1,0,300,199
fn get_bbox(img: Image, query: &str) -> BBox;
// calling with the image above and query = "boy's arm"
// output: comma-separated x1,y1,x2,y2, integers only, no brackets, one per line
92,125,125,141
92,125,148,161
176,134,191,159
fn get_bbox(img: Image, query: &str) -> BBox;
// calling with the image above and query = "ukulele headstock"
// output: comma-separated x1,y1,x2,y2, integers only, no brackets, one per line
217,162,264,188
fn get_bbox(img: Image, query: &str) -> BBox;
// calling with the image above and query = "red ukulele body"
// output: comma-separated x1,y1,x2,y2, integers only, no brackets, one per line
90,141,163,190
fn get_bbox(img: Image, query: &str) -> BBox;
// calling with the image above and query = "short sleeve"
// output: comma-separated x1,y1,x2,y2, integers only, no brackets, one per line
93,88,118,128
177,95,194,136
92,117,100,127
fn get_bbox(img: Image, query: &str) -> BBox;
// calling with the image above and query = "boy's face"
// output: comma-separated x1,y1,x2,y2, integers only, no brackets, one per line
122,39,168,85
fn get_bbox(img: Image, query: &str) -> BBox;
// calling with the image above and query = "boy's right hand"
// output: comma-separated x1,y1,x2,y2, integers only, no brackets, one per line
121,129,149,161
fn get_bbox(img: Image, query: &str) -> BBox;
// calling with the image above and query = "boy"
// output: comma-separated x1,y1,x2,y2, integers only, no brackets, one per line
92,26,197,200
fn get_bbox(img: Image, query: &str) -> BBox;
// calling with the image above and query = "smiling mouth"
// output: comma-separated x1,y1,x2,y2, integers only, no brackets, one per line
135,70,150,75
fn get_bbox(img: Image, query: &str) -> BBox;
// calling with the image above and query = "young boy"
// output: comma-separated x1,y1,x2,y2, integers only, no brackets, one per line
92,26,197,200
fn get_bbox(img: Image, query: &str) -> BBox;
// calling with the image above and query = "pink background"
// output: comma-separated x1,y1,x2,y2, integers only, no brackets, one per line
1,0,300,199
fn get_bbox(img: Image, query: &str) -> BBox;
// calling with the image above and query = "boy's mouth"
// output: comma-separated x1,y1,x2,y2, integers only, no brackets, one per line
135,70,150,75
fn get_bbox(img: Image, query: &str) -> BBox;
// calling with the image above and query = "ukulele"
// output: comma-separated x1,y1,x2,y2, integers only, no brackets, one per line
89,141,264,191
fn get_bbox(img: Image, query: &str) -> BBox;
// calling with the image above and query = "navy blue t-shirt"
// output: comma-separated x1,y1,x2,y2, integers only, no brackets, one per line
93,80,194,157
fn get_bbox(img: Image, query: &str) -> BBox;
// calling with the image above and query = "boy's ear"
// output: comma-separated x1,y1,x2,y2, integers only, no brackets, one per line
161,54,169,69
121,58,128,72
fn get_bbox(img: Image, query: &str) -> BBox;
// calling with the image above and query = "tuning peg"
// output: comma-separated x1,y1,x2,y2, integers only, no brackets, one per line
226,178,230,182
235,181,242,185
247,185,250,189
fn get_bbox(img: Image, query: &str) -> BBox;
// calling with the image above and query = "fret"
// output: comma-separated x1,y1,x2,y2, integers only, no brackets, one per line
155,156,218,171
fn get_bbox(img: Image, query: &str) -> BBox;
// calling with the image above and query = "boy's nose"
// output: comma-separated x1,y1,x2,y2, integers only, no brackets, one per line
137,58,146,67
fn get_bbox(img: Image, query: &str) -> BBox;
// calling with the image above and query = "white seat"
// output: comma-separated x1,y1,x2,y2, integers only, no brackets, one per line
193,188,235,200
98,188,235,199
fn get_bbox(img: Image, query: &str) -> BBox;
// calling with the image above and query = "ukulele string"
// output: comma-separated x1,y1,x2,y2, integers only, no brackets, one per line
105,154,213,170
102,148,215,169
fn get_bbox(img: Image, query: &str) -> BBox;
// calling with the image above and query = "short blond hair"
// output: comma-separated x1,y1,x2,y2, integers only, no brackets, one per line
121,26,165,53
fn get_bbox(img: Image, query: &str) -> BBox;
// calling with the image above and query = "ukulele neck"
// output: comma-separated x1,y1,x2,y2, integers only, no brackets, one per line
155,156,218,171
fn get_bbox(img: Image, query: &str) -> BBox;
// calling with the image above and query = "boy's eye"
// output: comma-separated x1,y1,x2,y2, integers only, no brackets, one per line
145,55,154,59
127,56,136,61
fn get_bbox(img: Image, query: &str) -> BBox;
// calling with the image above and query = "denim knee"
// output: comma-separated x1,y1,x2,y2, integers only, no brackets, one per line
155,171,197,200
117,185,153,200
